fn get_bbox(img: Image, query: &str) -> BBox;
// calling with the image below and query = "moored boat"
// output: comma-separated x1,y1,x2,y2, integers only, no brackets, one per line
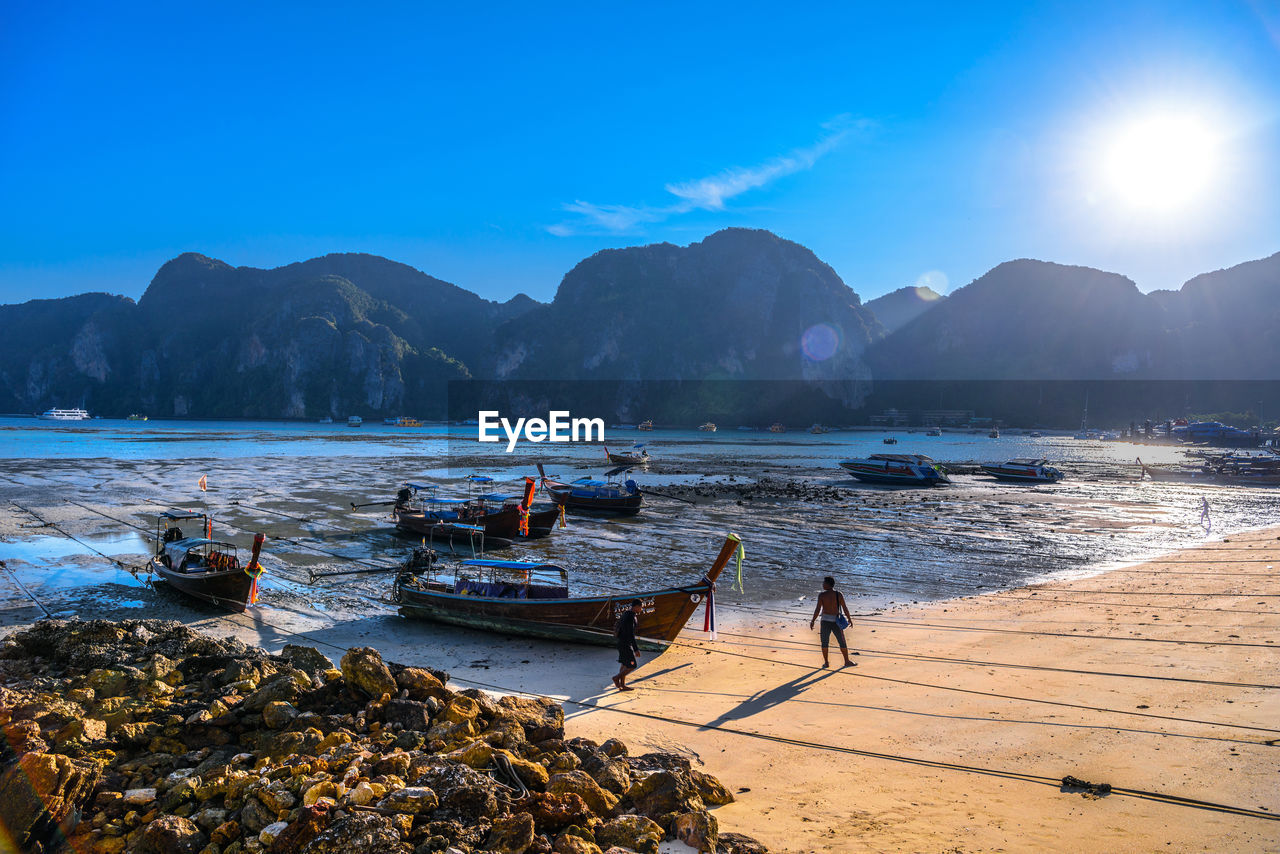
538,464,643,515
394,533,742,648
883,436,898,444
392,484,517,548
839,454,950,486
980,458,1063,483
394,416,423,427
148,511,265,612
638,420,654,431
347,415,363,427
809,423,829,434
606,443,650,466
698,422,717,432
769,423,786,433
127,413,148,421
924,427,942,437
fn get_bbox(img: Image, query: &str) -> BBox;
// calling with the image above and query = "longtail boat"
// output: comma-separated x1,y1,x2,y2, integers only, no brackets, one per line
394,533,741,648
538,464,643,515
605,443,650,466
473,476,563,539
148,510,265,612
392,483,516,548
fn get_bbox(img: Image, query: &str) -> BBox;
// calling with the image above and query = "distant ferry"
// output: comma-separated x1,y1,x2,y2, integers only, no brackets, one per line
698,422,717,432
39,408,90,420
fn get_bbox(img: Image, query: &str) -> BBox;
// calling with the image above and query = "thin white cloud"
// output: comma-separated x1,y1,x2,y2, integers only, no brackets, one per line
547,118,870,236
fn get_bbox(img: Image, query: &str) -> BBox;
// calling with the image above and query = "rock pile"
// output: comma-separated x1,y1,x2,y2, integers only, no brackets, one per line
0,619,767,854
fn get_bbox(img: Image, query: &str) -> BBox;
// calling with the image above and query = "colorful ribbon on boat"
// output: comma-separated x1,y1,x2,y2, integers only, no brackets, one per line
733,540,745,593
518,504,529,537
558,504,567,529
702,583,717,640
244,561,264,606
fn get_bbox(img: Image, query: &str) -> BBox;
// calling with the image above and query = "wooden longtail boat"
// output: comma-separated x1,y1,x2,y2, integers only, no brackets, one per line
394,533,741,648
605,443,650,466
538,464,643,516
392,483,518,547
148,510,265,612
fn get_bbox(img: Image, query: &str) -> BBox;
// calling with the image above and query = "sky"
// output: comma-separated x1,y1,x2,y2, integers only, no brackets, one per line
1,1,1278,306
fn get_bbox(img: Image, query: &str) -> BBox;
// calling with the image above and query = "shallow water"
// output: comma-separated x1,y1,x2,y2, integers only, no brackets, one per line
1,417,1277,621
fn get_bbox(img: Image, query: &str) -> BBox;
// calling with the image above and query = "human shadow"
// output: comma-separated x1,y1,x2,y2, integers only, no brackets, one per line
699,668,835,730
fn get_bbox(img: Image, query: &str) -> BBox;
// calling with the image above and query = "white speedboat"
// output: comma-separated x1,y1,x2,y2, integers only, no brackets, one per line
980,458,1063,484
347,415,363,427
839,454,950,486
39,408,90,420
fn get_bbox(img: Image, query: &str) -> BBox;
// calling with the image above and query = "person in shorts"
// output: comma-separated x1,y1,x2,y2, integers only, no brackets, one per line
809,576,855,668
613,598,642,691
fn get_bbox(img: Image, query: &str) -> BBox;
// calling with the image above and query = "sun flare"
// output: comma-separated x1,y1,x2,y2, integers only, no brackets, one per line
1102,114,1219,213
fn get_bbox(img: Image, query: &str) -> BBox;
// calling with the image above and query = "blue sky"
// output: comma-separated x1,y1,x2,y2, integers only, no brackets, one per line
1,1,1277,305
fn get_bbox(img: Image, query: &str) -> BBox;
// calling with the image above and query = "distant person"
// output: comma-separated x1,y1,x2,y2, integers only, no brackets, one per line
613,598,642,691
810,576,856,668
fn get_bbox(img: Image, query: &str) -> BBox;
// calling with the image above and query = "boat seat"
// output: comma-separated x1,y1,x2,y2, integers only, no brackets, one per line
207,551,240,571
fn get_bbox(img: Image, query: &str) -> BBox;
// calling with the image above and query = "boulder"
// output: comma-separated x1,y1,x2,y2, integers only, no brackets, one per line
674,809,719,853
243,670,311,711
691,770,735,806
280,644,333,676
595,815,665,854
719,832,769,854
376,785,439,814
522,791,595,833
487,811,536,854
554,835,604,854
498,696,564,741
134,814,207,854
547,770,619,816
299,812,409,854
394,667,451,702
625,770,703,818
382,698,432,731
266,803,332,853
340,647,397,699
0,751,101,849
262,700,299,729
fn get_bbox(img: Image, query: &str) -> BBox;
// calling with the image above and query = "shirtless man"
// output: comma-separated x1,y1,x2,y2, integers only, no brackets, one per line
809,575,855,668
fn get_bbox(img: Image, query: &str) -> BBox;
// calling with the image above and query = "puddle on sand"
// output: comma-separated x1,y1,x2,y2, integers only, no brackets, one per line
1,532,151,564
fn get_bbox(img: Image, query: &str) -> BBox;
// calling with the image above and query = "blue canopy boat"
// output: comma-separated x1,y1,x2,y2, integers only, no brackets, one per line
147,510,265,612
538,464,643,515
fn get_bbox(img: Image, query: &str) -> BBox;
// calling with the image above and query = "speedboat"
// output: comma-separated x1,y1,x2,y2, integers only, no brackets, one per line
809,424,829,434
839,454,951,486
988,428,1000,438
394,416,423,427
769,423,786,433
883,436,898,444
347,415,363,427
638,420,654,431
698,422,717,432
925,428,942,437
127,414,148,421
980,458,1063,484
39,408,90,420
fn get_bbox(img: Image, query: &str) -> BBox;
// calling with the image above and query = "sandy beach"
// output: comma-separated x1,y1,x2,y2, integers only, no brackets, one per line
3,480,1276,852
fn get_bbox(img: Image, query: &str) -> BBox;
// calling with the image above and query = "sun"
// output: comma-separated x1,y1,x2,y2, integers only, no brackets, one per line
1101,114,1219,213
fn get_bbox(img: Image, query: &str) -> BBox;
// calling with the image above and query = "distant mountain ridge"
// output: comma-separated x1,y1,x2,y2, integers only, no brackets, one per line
864,285,945,333
0,235,1277,419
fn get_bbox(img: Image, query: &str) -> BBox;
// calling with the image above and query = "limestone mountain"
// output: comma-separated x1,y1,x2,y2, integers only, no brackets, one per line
0,253,538,418
864,285,945,334
865,259,1177,379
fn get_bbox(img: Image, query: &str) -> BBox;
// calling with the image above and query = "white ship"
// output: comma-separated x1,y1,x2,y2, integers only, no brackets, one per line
39,408,90,420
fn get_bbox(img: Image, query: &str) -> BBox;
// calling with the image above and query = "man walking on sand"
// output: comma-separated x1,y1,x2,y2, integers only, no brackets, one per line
613,598,642,691
809,576,856,668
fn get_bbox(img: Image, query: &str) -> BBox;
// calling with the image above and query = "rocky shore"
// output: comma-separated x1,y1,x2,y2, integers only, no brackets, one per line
0,619,764,854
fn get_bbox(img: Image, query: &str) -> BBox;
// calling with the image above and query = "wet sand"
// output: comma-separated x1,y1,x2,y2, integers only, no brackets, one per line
1,456,1278,851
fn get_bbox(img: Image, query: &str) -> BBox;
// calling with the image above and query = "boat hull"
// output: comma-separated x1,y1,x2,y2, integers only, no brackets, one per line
150,558,255,612
980,465,1062,483
839,462,949,486
546,488,643,515
521,504,561,538
394,512,515,549
396,579,711,649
